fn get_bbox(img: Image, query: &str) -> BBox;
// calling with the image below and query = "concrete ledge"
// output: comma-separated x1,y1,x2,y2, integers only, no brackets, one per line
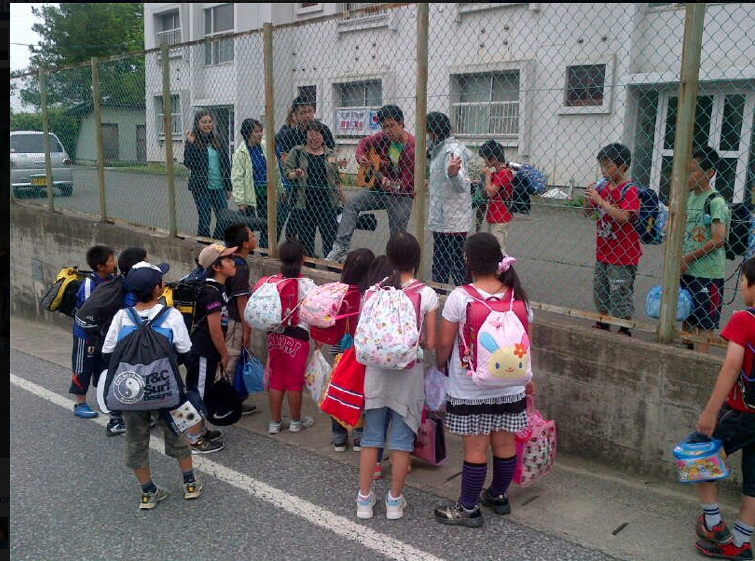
11,202,726,480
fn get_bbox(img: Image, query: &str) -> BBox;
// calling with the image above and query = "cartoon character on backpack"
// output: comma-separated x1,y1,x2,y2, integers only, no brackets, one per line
479,330,531,382
467,299,533,387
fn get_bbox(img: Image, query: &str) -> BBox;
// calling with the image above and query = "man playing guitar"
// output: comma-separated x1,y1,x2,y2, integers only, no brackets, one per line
326,105,416,263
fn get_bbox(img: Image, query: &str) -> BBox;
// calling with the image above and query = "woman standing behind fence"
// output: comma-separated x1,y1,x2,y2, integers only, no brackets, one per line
427,112,473,286
184,110,231,240
232,118,285,249
284,121,346,258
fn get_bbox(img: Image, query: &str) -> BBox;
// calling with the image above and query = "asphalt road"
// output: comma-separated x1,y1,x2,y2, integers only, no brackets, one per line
10,349,619,561
20,166,746,326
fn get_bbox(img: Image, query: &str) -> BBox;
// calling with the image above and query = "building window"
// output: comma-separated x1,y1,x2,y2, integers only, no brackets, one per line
156,10,181,46
335,80,383,137
204,4,234,66
451,71,520,137
565,64,605,107
156,95,181,138
340,3,386,18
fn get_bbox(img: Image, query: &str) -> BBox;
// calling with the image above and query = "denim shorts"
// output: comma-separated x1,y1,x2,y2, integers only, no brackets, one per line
361,407,416,452
713,405,755,497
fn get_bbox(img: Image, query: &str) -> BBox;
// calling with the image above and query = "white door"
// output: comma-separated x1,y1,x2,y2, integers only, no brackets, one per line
650,89,754,203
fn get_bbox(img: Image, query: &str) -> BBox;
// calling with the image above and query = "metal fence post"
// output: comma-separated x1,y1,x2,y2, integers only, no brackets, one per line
39,68,55,211
161,44,177,238
658,3,706,344
263,22,279,258
414,3,430,277
91,57,108,223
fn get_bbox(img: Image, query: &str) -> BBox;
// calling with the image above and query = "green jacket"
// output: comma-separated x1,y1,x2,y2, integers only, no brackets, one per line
284,145,342,210
231,139,283,207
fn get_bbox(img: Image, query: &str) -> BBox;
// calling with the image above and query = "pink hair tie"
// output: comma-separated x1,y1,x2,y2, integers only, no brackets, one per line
497,256,517,273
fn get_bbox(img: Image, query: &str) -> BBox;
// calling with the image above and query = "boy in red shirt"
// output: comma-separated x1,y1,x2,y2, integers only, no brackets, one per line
693,257,755,560
583,143,642,336
478,140,514,254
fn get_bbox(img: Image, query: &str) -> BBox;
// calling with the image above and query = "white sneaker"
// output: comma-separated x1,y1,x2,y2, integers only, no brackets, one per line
357,491,376,519
268,421,282,434
386,493,407,520
289,416,314,433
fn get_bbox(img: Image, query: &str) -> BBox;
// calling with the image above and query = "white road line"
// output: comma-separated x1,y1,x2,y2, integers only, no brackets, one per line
10,373,446,561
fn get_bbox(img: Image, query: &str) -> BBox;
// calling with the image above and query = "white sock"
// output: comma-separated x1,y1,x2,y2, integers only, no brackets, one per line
702,503,722,529
733,519,754,548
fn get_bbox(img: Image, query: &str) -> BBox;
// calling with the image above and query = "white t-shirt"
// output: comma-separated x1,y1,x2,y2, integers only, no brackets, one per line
102,304,192,355
441,285,533,401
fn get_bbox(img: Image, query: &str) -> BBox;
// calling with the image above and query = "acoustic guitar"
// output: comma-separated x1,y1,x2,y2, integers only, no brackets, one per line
356,148,383,190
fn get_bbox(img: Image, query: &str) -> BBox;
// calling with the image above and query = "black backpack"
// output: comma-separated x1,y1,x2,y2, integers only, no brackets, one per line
165,267,206,332
40,267,92,318
103,307,186,412
704,193,752,260
74,275,125,341
510,174,532,215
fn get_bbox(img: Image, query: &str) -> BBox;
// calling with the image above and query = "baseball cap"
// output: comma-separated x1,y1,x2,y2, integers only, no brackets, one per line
127,261,170,297
198,243,238,269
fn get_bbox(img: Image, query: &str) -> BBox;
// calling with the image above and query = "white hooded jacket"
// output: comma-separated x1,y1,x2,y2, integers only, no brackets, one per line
427,136,473,233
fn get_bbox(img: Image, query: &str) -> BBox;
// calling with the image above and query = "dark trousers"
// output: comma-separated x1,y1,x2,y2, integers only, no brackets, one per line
432,232,467,286
254,184,290,250
191,187,228,239
289,206,338,259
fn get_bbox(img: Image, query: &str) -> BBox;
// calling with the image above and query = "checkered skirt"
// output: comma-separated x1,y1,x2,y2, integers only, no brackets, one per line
445,393,529,436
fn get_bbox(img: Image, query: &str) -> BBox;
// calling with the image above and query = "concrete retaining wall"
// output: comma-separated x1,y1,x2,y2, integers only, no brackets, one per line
11,202,726,480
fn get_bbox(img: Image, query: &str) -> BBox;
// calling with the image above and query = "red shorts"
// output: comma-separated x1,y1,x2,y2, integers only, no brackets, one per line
267,331,310,392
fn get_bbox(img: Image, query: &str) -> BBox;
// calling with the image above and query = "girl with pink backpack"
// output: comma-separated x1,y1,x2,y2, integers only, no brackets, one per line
356,233,438,521
433,232,535,528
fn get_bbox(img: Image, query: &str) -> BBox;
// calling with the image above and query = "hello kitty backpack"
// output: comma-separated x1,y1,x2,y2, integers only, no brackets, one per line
459,285,532,388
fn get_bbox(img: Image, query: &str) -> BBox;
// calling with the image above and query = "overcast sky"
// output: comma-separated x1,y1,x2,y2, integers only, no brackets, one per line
10,3,49,73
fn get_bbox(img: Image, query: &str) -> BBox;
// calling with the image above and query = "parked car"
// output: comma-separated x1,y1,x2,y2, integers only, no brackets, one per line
10,131,74,198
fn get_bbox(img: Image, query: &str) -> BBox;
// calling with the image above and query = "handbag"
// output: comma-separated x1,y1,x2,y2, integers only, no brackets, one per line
236,348,264,395
645,285,693,321
234,352,250,402
305,349,331,403
320,347,366,427
412,410,447,466
424,366,448,412
205,366,243,426
514,396,557,487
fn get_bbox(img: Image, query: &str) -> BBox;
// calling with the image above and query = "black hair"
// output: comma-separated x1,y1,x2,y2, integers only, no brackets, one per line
385,232,421,289
279,240,305,278
305,120,329,139
240,118,262,141
743,258,755,286
464,233,528,304
341,248,376,294
377,105,404,124
427,112,452,142
136,287,161,303
479,139,506,163
693,145,720,174
86,245,115,272
365,255,393,287
117,247,147,276
224,223,252,250
596,143,632,169
293,95,316,111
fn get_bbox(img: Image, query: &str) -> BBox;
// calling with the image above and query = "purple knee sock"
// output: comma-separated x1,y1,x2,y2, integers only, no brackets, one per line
489,455,517,497
460,461,488,510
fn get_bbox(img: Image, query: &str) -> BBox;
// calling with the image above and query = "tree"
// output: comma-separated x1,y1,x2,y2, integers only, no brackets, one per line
21,3,145,109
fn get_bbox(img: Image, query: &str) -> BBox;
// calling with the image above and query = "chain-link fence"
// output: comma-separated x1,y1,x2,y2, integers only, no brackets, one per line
10,2,755,347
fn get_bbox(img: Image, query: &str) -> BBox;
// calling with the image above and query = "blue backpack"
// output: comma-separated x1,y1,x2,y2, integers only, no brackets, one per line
510,164,547,215
615,182,665,245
